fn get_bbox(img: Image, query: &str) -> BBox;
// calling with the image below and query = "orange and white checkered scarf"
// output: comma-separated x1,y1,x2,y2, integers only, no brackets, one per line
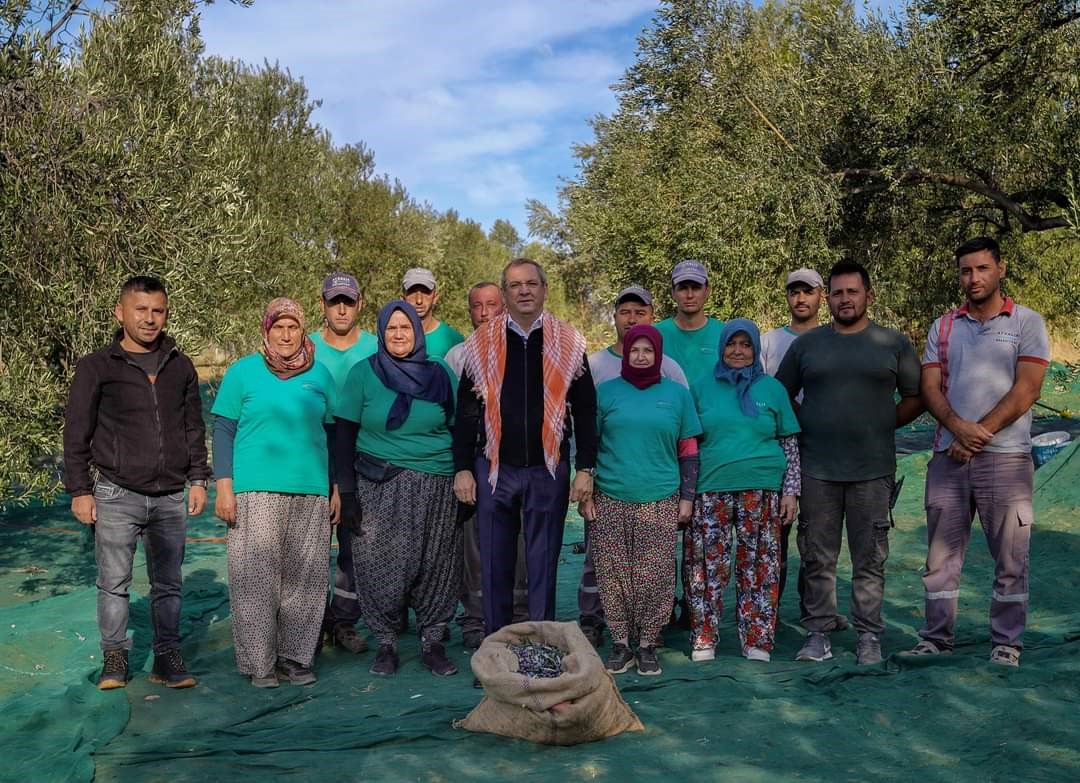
462,312,587,489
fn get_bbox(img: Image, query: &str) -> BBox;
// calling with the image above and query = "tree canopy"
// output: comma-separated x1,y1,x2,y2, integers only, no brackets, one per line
0,0,523,502
549,0,1080,332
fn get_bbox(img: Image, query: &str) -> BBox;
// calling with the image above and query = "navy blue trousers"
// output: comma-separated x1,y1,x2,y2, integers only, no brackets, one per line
476,457,570,634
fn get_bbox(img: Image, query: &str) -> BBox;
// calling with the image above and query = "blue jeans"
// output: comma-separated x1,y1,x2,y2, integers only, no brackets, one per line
94,477,187,653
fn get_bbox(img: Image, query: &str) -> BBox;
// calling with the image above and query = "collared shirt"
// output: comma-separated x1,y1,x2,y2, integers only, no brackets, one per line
507,311,545,341
923,296,1050,454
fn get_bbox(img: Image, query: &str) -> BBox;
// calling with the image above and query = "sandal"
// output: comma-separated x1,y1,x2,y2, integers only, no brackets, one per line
898,639,951,657
989,645,1020,667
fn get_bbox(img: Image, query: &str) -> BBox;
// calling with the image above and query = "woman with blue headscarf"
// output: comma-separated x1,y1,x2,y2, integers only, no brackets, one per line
687,318,801,663
334,300,460,678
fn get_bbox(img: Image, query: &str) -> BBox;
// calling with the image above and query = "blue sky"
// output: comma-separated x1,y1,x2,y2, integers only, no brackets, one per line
198,1,901,237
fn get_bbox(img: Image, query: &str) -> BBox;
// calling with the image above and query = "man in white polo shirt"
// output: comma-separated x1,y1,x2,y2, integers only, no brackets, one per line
902,237,1049,667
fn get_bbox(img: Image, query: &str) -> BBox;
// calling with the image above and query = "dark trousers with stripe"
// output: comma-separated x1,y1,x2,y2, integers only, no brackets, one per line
476,457,569,634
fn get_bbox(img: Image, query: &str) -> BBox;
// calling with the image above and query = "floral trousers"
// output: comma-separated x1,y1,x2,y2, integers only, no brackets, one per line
687,490,782,653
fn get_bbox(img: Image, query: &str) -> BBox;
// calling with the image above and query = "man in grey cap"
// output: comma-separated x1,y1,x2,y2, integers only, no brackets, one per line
311,272,377,654
758,267,825,615
402,267,464,359
655,260,725,385
578,285,689,645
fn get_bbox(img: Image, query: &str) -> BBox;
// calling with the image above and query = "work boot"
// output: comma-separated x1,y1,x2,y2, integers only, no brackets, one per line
97,649,129,690
148,649,197,688
332,624,369,654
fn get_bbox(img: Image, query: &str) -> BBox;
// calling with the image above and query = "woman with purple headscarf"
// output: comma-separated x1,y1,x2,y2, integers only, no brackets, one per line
212,297,340,688
334,300,460,678
579,324,701,677
687,318,801,664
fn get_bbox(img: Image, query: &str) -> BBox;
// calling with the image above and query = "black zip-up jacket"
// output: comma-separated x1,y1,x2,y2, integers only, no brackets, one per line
63,330,210,497
452,322,597,473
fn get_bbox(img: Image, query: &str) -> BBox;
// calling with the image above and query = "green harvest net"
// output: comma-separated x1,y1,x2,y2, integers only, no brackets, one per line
2,371,1079,782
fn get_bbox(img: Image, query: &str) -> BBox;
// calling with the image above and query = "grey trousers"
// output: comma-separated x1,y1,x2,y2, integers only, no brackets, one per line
919,451,1032,649
797,474,893,635
228,492,331,676
458,513,528,634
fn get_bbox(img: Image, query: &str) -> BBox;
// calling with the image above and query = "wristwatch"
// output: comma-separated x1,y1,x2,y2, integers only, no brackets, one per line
189,480,208,488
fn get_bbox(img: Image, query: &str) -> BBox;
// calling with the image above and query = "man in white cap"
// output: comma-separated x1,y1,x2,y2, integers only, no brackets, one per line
311,272,378,654
655,259,725,385
578,285,689,645
758,267,824,615
760,268,825,376
402,267,464,359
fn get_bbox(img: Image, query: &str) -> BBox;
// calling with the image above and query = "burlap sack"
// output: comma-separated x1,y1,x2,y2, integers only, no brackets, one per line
455,621,644,745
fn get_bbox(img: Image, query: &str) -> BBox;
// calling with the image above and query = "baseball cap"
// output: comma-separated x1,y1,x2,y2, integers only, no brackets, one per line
402,267,437,291
671,259,708,285
322,272,360,301
614,285,653,308
785,268,824,290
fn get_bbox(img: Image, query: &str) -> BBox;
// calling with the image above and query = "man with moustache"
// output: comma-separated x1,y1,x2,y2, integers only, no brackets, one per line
64,275,209,690
776,260,922,665
446,281,530,649
902,237,1048,668
452,258,597,638
311,272,377,654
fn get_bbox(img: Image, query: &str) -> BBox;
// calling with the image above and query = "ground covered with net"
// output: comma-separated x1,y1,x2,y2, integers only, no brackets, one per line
3,377,1080,781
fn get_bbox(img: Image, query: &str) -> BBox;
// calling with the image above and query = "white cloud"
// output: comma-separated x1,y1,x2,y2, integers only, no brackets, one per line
198,0,659,231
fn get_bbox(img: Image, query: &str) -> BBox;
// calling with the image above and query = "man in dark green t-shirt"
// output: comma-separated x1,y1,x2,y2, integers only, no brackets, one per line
775,260,922,666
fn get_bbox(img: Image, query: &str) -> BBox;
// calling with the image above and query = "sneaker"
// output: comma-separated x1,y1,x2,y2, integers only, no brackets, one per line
690,647,715,662
605,643,636,674
637,646,662,676
332,625,369,654
580,620,605,648
250,673,279,688
462,629,486,650
370,643,399,676
275,658,317,685
795,632,833,662
856,633,883,666
899,639,952,658
421,643,458,677
148,649,197,688
97,649,129,690
989,644,1021,667
743,647,771,662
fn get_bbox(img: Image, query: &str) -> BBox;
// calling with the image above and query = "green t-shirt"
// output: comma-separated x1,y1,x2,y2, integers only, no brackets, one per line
310,330,378,390
211,353,336,496
424,321,465,359
774,322,921,482
336,359,457,476
692,374,801,493
655,317,726,384
595,377,702,503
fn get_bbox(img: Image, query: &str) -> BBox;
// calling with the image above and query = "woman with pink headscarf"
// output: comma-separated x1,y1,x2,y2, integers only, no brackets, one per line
212,298,340,688
580,324,701,678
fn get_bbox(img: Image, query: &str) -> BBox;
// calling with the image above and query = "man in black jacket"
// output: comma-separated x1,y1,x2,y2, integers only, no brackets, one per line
64,276,209,690
452,259,597,636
